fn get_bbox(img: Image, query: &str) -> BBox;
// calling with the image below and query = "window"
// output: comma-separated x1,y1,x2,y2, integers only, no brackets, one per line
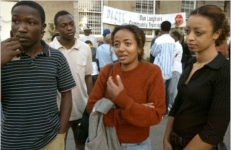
77,0,102,35
136,0,154,36
218,1,225,9
136,0,154,14
181,0,196,18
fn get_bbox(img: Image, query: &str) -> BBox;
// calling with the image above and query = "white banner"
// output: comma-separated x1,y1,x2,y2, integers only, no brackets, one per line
103,6,186,29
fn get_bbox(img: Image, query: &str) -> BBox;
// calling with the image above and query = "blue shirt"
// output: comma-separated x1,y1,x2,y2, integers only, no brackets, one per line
96,44,118,69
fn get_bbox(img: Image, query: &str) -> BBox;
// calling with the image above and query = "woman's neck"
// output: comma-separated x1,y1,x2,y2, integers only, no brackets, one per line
120,60,140,71
195,46,218,65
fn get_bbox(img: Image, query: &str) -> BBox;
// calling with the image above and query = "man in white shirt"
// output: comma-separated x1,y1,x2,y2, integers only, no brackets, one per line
150,21,175,115
168,31,183,110
49,10,93,150
79,25,98,48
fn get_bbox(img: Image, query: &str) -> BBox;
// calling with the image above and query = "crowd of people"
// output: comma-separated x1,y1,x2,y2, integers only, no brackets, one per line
1,1,230,150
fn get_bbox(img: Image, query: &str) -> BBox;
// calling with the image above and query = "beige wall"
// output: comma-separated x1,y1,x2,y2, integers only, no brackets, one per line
108,1,136,12
0,1,17,40
158,1,181,14
4,1,230,59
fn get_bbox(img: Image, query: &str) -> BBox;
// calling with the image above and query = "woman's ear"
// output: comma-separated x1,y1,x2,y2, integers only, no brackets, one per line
213,29,222,40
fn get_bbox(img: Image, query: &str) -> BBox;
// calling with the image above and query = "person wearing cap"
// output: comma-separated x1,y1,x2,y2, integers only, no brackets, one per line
98,28,111,46
79,24,98,48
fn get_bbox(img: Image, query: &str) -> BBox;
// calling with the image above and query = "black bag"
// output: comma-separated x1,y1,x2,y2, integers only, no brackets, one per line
76,108,89,143
76,63,113,143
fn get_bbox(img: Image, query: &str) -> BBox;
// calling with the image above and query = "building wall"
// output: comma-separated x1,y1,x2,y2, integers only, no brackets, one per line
158,1,181,14
37,0,231,59
2,1,230,59
0,1,16,40
108,1,136,12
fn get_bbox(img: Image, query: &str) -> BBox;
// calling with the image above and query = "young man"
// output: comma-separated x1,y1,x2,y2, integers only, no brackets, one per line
149,29,161,63
49,10,93,150
1,1,75,150
150,21,175,115
168,31,183,110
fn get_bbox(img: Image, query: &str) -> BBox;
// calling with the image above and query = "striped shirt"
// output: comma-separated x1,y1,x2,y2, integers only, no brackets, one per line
150,34,175,80
1,41,76,150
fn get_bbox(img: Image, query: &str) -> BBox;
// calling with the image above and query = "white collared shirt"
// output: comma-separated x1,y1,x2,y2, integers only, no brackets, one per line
49,37,93,121
172,41,183,74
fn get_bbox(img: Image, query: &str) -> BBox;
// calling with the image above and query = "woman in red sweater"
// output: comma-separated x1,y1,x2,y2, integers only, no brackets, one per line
86,24,165,149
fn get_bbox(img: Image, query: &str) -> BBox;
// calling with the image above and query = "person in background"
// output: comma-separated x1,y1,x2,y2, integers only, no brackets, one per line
181,36,194,70
149,29,161,63
87,24,165,150
150,29,161,47
85,40,99,86
79,24,98,48
2,2,75,150
216,40,229,58
150,21,175,115
49,10,93,150
168,31,183,111
164,5,230,150
98,28,111,47
96,34,118,71
51,32,60,41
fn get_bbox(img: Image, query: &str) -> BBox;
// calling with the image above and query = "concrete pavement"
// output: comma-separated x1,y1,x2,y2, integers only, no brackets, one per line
66,117,230,150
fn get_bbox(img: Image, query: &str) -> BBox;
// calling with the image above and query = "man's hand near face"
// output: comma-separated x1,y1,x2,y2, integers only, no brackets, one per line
1,37,21,68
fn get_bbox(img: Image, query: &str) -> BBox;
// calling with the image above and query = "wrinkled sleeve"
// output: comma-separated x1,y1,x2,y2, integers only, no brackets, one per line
168,92,182,117
198,64,230,145
150,42,160,57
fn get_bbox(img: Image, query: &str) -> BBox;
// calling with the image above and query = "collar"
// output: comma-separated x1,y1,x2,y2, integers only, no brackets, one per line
52,37,79,50
41,40,50,57
206,52,228,69
187,52,227,70
21,40,50,57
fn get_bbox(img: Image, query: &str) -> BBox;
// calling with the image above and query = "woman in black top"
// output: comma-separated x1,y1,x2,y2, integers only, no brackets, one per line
163,5,230,150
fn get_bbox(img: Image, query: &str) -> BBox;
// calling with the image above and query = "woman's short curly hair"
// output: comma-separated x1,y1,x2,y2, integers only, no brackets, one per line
111,25,146,61
189,5,230,46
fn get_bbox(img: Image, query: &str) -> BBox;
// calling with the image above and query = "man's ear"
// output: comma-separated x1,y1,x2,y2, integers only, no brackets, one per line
42,23,47,31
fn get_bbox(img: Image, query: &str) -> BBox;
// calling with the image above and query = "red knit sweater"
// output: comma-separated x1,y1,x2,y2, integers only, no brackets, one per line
86,61,166,143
